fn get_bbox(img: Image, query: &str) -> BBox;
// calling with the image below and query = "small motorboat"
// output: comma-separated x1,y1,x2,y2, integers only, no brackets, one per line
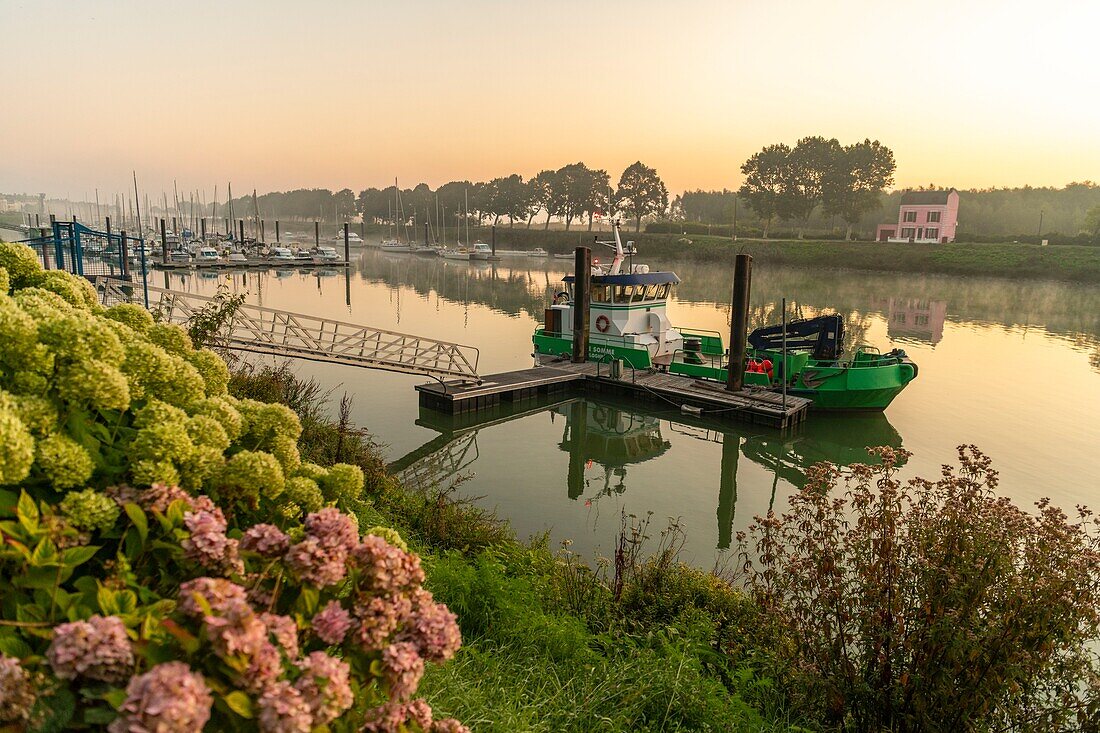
312,246,341,263
468,242,493,260
529,248,548,257
440,248,470,261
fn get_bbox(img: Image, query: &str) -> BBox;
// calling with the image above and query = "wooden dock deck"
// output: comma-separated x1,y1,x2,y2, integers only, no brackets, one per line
415,357,811,428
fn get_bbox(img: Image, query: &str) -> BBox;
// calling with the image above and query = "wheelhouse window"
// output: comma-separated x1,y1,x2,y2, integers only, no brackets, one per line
591,285,611,303
656,284,670,299
903,210,917,223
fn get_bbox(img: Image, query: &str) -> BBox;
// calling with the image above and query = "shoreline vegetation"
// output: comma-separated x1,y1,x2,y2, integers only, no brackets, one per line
1,240,1098,730
448,226,1100,283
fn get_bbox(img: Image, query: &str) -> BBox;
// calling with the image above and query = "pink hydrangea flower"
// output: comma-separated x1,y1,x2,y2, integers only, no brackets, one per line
46,615,134,683
405,699,433,729
141,482,196,513
257,680,313,733
284,536,347,588
243,641,283,694
241,523,291,557
259,612,299,658
203,601,267,659
108,662,212,733
304,507,359,551
311,601,353,645
0,654,34,723
182,508,243,575
178,577,248,617
360,701,413,733
401,597,462,662
294,652,354,725
354,594,412,652
352,535,425,594
432,718,472,733
380,642,424,701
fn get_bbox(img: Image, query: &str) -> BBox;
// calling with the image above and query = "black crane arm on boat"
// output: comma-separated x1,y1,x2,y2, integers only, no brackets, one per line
748,314,844,361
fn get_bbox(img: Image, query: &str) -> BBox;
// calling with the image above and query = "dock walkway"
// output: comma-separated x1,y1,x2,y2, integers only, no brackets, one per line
416,356,810,428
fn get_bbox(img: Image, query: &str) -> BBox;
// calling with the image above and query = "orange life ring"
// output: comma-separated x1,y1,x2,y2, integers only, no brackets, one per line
595,315,610,333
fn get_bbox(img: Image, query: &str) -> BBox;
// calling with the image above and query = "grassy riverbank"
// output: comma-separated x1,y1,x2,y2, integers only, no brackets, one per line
456,226,1100,283
229,364,795,731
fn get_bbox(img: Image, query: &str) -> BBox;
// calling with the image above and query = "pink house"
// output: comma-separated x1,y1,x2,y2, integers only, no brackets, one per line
875,189,959,243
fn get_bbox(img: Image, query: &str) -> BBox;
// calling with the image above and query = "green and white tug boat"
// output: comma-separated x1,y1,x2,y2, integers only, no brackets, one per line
532,225,918,411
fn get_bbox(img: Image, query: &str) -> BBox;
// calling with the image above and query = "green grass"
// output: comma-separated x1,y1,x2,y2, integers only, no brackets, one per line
228,364,806,732
458,226,1100,282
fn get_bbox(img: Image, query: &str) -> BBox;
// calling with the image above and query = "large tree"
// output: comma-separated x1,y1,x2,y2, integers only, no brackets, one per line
739,144,790,238
822,139,897,240
530,169,559,229
783,136,842,238
616,161,668,232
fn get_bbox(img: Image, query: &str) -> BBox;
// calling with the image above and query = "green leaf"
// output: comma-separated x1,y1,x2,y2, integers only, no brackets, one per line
296,586,320,616
103,688,127,710
31,685,76,733
0,488,18,516
123,503,148,543
97,586,119,615
31,537,59,566
17,491,38,534
83,706,118,725
14,566,60,589
222,691,254,719
0,633,32,659
61,545,100,568
116,590,137,615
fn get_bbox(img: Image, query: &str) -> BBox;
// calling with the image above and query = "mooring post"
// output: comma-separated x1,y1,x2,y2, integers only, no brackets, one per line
200,218,206,240
360,221,365,239
239,219,245,244
260,220,265,243
781,296,787,411
160,218,168,262
491,225,496,256
572,246,592,363
726,253,752,392
105,216,114,272
424,221,429,248
314,221,320,248
344,223,350,263
172,217,177,235
119,226,130,278
275,220,280,243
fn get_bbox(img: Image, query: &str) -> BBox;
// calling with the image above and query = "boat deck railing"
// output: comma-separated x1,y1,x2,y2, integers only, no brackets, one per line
94,278,482,382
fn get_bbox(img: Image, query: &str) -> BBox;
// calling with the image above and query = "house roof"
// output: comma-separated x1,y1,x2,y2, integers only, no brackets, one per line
899,188,956,205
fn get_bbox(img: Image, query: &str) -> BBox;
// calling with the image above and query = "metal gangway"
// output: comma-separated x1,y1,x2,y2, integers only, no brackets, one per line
95,278,481,383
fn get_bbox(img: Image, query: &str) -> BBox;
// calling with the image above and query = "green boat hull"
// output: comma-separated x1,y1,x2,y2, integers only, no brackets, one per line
533,330,917,412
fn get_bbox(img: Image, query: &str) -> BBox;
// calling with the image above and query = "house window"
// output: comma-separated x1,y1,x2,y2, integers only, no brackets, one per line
927,211,941,223
915,314,929,326
903,211,917,223
901,227,916,238
925,228,939,240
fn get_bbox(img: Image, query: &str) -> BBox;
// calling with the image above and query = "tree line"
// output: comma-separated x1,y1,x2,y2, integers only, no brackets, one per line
223,162,669,234
673,181,1100,242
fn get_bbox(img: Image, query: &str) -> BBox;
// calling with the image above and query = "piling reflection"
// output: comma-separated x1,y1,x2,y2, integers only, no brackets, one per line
391,395,903,551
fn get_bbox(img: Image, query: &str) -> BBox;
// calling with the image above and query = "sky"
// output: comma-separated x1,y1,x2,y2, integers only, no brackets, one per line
3,0,1099,200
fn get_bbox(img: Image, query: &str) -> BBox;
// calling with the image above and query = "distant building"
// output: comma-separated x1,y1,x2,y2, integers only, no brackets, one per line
875,189,959,243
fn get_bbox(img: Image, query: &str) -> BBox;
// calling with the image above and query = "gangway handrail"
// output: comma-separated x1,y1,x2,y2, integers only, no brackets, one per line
94,277,481,382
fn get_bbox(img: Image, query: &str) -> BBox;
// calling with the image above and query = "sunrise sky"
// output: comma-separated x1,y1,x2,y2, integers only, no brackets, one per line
3,0,1098,200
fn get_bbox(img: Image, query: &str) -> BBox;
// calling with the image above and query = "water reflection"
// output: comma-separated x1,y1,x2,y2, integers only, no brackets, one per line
391,395,903,551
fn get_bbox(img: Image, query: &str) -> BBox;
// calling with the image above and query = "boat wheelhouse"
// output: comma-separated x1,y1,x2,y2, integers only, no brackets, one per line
312,246,340,262
469,242,493,260
197,246,220,262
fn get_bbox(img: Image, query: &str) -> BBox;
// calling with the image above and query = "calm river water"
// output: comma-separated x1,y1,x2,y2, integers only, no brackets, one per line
154,249,1100,567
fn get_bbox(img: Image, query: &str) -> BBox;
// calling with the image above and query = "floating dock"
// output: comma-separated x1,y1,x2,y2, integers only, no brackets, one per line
415,356,811,429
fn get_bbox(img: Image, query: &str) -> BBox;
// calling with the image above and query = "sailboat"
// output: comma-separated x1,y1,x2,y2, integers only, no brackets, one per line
380,178,415,253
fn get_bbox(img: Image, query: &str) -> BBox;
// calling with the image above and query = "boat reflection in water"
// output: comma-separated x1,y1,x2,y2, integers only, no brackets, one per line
391,394,903,552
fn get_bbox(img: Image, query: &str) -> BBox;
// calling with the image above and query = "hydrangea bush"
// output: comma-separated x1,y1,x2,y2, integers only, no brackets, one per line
0,245,468,732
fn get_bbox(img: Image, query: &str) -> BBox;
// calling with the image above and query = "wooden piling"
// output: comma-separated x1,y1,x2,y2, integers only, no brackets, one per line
344,223,350,262
260,220,265,243
275,220,280,243
572,247,591,363
491,225,496,256
239,220,245,244
726,253,752,392
119,230,129,277
314,221,320,248
160,219,168,262
200,218,206,240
